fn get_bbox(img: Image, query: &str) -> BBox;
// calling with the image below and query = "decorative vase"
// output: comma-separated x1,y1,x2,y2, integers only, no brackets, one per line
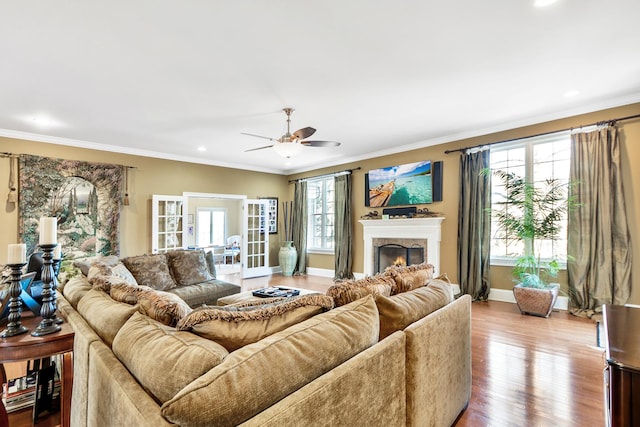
513,283,560,318
279,241,298,277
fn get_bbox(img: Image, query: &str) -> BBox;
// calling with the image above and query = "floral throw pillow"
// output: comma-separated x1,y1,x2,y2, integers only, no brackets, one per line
122,254,177,291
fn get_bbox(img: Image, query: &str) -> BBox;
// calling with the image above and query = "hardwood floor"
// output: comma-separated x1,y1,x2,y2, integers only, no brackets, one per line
228,273,607,426
5,274,606,427
455,300,605,427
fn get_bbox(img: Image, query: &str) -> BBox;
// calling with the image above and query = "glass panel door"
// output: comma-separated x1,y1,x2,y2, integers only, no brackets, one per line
242,199,271,278
152,195,186,253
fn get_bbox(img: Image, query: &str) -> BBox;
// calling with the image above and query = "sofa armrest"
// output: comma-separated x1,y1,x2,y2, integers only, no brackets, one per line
404,294,471,427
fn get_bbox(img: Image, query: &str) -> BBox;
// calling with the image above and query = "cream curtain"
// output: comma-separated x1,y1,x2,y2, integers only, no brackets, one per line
334,174,354,281
292,180,308,275
457,149,491,301
568,126,632,317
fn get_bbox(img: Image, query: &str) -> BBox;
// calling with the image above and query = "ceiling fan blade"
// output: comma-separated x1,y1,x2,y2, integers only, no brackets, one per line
244,144,274,152
293,127,316,140
300,140,341,147
241,132,277,141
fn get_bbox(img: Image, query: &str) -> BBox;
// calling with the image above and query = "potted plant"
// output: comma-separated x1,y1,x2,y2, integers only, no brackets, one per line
491,170,577,317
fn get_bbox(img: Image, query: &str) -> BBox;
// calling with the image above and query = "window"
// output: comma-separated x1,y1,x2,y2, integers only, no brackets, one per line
307,176,335,252
196,208,226,247
490,132,571,265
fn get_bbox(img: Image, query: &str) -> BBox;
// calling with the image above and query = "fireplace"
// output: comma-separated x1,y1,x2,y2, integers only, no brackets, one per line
360,217,444,276
374,240,426,273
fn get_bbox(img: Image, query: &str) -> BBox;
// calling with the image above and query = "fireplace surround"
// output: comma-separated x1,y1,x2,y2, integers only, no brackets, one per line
360,217,444,276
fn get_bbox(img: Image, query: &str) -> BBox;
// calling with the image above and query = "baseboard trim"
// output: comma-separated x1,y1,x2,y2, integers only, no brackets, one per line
306,267,334,278
489,288,569,310
305,268,368,280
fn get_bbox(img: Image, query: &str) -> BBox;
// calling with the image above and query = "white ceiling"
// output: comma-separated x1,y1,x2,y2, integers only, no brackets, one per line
1,1,639,175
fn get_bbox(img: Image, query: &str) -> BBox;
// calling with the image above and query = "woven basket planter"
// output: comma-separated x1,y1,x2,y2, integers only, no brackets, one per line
513,283,560,318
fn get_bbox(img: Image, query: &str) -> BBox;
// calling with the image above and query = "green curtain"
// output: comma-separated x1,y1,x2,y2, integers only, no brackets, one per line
334,174,354,281
568,126,632,317
457,149,491,301
292,180,308,275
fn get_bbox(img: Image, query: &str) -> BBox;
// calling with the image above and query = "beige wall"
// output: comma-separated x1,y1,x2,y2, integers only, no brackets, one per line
2,102,639,304
290,102,640,305
0,138,289,265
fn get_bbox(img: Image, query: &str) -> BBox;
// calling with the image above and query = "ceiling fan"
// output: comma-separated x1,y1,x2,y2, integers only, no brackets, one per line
242,108,341,158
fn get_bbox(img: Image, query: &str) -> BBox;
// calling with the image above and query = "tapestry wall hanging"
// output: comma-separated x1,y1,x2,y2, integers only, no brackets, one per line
19,154,123,258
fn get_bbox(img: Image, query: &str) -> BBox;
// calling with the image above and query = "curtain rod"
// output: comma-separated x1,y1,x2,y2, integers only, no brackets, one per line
444,112,640,155
288,167,361,184
0,151,137,169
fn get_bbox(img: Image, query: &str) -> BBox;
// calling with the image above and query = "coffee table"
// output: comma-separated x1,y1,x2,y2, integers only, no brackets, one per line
217,287,318,306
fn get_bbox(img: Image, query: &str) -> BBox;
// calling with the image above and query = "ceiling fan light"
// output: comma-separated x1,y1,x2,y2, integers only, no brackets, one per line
273,142,304,158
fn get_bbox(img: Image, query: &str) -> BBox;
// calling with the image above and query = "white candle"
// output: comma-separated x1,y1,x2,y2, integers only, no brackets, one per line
53,244,62,260
8,243,26,264
39,217,57,245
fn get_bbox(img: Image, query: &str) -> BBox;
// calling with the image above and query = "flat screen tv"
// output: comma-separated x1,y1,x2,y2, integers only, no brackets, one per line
365,160,442,207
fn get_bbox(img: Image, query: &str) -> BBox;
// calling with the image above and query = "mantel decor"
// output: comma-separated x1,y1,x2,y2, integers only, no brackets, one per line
19,154,123,258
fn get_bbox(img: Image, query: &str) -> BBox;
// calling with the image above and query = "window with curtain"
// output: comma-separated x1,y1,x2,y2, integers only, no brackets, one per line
490,132,571,265
306,176,335,252
196,208,226,247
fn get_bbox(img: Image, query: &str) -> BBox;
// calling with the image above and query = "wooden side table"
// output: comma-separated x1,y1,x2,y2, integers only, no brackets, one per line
0,315,74,427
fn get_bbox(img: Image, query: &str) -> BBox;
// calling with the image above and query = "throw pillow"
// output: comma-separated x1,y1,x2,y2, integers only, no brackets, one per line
88,274,129,293
176,294,335,351
165,249,212,286
326,274,395,307
137,289,193,327
110,262,138,286
110,284,191,326
86,262,113,281
122,254,177,291
73,255,119,276
384,262,435,294
110,283,153,305
113,312,229,404
375,275,454,339
204,250,217,279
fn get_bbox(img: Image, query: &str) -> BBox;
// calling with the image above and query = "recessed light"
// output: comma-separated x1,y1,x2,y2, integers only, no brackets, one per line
28,115,57,127
197,146,207,152
563,90,581,98
534,0,558,7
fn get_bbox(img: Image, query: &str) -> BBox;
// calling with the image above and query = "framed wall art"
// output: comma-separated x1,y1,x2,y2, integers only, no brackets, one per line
259,197,278,234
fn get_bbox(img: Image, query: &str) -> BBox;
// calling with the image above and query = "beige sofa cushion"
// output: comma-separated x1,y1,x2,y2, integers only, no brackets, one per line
177,294,334,351
375,275,454,339
384,262,435,294
113,312,229,404
165,249,213,286
122,254,177,291
62,275,92,308
77,289,140,347
326,274,395,307
162,295,380,426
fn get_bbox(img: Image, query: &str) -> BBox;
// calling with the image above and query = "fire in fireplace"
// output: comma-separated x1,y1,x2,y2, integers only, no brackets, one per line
375,243,425,273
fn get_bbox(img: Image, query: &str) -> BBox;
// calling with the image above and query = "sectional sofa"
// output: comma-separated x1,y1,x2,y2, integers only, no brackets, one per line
58,255,471,426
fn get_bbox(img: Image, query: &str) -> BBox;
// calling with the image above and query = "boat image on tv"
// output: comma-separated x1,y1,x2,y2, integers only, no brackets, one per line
366,161,433,207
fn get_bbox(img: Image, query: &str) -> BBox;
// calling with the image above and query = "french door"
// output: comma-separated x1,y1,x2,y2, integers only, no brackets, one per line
242,199,271,278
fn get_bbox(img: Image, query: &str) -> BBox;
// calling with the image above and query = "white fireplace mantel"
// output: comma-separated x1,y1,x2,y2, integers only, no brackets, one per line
359,217,445,276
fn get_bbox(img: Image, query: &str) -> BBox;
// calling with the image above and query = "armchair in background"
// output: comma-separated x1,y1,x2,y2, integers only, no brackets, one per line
224,235,241,265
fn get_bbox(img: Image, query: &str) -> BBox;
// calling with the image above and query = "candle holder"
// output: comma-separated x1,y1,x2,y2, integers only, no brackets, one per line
52,257,64,325
0,262,29,338
32,244,61,336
